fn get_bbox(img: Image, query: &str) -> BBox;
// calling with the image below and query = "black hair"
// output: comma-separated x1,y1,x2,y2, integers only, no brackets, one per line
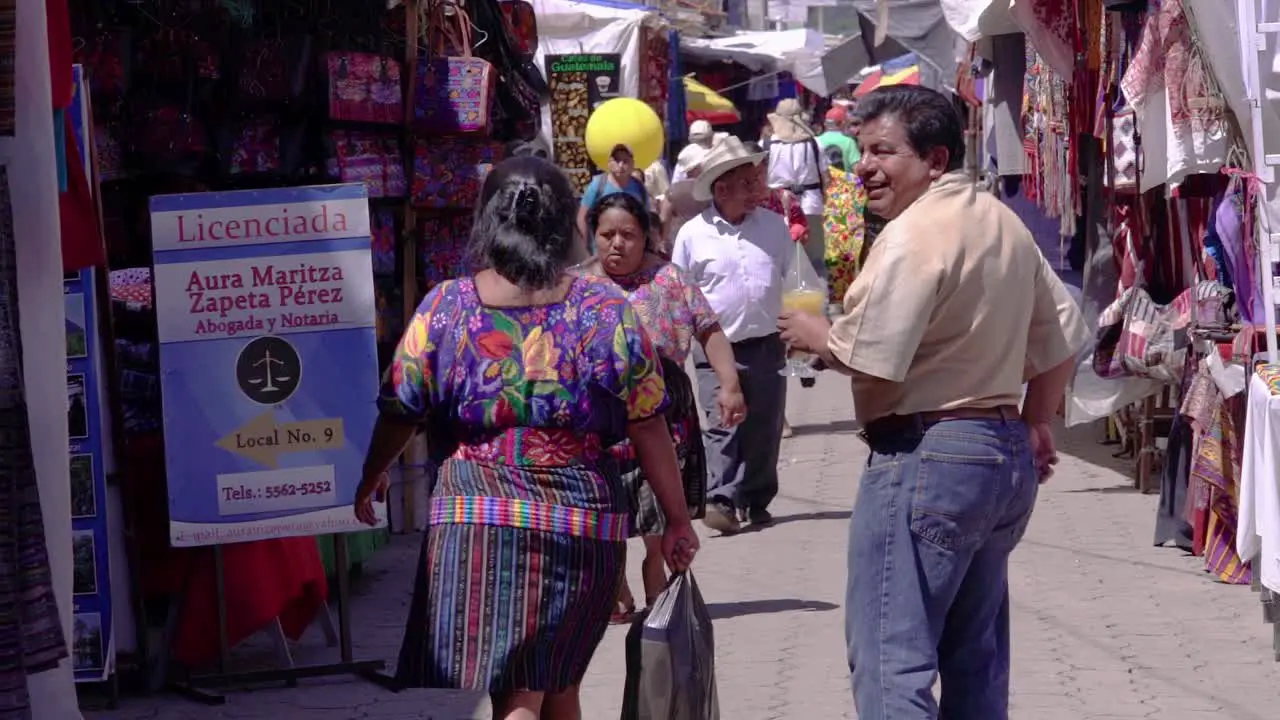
586,192,652,246
853,85,965,173
470,156,578,290
610,144,633,162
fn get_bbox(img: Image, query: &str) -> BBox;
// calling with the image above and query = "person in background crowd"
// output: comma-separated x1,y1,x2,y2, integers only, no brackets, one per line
821,157,868,310
577,144,648,250
766,98,828,282
673,136,791,535
573,192,744,621
744,139,809,439
358,156,699,720
817,105,861,171
777,86,1088,720
672,119,723,183
661,142,713,247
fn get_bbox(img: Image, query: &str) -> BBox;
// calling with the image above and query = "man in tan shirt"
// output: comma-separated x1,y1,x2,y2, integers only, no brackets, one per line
778,86,1088,720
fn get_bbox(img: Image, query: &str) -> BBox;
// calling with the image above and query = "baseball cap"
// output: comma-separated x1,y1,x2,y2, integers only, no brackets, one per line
825,106,847,123
688,120,713,142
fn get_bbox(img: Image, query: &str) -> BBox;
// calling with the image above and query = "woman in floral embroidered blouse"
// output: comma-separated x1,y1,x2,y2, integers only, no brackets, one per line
573,192,744,618
354,157,699,720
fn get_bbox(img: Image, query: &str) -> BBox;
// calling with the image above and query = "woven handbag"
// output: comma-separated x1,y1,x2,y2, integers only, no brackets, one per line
414,2,496,135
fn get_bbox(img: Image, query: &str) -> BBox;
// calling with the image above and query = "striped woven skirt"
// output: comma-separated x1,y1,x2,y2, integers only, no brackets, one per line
620,357,707,535
395,456,627,692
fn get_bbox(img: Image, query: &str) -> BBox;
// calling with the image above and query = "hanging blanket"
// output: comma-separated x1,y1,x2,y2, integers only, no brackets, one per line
0,167,69,719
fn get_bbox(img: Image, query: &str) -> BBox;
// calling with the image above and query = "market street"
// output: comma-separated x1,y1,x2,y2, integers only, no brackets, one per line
87,371,1280,720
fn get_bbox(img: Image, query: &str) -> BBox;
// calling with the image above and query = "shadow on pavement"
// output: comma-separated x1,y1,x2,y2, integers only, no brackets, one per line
787,419,861,437
706,598,839,620
771,510,850,525
1060,484,1141,495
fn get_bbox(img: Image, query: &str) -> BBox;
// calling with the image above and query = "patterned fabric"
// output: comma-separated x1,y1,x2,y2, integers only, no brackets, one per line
411,139,504,210
620,356,707,534
396,460,623,691
1257,363,1280,397
0,0,13,137
387,274,667,691
1190,396,1251,585
568,263,713,530
325,52,403,125
822,168,867,304
0,167,69,717
414,56,496,135
573,262,717,366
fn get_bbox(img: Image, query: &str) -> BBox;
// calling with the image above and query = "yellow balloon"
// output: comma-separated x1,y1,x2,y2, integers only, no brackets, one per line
585,98,665,170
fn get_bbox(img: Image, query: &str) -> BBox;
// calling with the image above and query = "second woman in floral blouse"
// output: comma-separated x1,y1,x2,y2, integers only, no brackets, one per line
574,192,745,617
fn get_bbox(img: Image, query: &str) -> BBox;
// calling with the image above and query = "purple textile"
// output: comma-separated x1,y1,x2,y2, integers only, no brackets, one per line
1213,192,1260,323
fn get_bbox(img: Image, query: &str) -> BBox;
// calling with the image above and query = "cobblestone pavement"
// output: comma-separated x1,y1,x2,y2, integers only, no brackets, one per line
87,372,1280,719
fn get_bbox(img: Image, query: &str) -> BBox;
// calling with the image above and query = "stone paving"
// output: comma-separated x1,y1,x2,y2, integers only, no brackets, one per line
86,372,1280,719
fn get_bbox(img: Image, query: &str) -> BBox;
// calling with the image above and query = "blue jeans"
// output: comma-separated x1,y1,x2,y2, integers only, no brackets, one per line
846,418,1039,720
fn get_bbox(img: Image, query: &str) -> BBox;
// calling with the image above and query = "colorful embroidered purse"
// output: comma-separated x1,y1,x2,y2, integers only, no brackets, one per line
414,4,496,135
326,131,407,199
226,120,281,176
418,214,474,291
371,207,398,276
499,0,538,57
326,52,404,125
411,138,504,210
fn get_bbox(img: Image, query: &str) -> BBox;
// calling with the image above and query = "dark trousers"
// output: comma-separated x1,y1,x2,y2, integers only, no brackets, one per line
692,333,786,512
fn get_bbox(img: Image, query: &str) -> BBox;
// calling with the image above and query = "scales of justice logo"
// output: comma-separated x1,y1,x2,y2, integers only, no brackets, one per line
235,336,302,405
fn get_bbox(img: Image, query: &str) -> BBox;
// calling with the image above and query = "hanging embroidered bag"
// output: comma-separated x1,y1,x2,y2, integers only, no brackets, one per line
326,131,406,199
371,207,398,276
1092,221,1184,384
414,3,496,135
411,138,504,209
498,0,538,57
325,52,403,125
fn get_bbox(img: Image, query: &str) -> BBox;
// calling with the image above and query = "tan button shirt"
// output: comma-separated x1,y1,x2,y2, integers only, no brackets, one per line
827,172,1089,423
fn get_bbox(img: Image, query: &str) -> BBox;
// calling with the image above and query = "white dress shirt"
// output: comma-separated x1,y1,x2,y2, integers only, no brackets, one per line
767,139,827,216
671,206,793,343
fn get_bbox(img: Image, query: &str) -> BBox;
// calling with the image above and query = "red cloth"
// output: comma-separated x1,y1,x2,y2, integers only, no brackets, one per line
47,0,72,109
59,113,105,271
124,437,330,668
171,538,329,667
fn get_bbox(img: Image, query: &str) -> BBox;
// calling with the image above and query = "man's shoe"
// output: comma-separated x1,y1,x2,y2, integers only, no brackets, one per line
800,376,816,388
747,508,774,526
702,501,741,535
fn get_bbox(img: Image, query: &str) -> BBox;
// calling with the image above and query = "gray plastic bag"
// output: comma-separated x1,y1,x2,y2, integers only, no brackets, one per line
620,571,719,720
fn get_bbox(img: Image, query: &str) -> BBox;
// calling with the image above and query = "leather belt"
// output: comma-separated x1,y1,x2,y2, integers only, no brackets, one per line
860,405,1021,444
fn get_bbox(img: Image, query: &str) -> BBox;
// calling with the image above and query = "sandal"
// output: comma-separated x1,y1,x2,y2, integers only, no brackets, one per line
610,600,637,624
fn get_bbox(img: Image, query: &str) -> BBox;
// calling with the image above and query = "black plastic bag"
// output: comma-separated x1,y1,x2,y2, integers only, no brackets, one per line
620,571,719,720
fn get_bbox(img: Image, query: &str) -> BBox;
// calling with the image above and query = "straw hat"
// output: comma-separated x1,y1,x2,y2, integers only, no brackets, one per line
769,98,815,143
692,135,767,202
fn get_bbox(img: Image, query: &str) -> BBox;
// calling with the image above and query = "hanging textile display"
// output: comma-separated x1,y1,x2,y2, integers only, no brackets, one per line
0,166,70,719
0,0,13,136
1022,46,1078,237
1118,0,1230,191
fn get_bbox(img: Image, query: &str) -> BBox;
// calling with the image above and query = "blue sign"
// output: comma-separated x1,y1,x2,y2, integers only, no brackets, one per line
68,64,115,684
66,270,115,683
149,184,384,547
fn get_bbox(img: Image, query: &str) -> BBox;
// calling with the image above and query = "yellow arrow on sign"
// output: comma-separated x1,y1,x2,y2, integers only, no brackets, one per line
215,411,345,468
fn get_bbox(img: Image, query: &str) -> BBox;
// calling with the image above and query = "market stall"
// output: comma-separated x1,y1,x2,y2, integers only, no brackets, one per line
36,0,546,704
943,0,1280,658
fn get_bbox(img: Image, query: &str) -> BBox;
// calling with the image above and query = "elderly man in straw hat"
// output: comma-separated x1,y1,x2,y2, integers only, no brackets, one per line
777,85,1087,719
766,98,828,280
671,135,793,535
